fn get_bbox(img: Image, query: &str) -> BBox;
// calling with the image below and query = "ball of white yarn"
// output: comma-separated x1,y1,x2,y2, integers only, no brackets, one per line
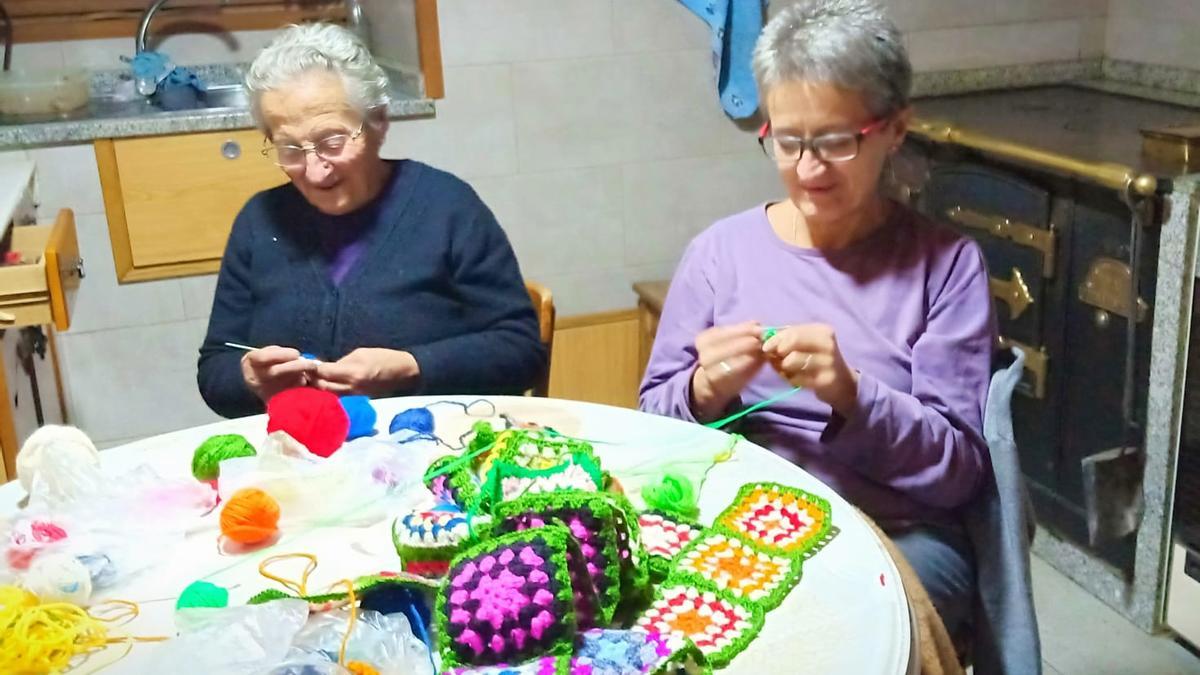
16,425,100,493
26,552,93,605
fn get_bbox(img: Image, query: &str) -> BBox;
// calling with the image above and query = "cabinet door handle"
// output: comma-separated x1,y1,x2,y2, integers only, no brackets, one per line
221,140,242,160
946,205,1056,278
991,267,1034,320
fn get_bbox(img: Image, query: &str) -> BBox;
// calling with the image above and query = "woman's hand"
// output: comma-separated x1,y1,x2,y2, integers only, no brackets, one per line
312,348,420,396
762,324,859,416
241,346,318,402
690,321,766,420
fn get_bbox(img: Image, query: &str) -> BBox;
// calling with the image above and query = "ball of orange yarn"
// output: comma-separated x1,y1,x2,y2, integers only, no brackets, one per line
219,488,280,545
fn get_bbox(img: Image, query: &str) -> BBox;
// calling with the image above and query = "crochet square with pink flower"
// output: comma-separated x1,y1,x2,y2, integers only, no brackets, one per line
437,526,584,669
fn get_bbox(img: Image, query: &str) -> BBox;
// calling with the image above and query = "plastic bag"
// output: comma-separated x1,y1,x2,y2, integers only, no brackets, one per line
283,607,434,675
218,436,439,529
25,463,217,532
147,599,311,675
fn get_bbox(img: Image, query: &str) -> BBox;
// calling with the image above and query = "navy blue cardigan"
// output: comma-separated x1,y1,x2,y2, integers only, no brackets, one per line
197,160,546,418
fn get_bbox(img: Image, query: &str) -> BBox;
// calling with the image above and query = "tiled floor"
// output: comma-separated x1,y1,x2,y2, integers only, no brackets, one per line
1033,556,1200,674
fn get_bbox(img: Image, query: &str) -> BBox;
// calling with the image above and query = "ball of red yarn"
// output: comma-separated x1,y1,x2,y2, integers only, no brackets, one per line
266,387,349,458
220,488,280,545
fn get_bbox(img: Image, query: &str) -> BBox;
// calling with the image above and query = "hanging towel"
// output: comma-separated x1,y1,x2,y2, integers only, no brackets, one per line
677,0,766,119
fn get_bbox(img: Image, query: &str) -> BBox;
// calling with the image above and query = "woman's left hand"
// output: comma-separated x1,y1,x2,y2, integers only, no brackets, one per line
762,324,860,416
312,348,420,396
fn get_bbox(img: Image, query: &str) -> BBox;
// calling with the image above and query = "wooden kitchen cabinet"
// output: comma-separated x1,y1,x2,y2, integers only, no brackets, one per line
0,209,78,479
95,130,288,283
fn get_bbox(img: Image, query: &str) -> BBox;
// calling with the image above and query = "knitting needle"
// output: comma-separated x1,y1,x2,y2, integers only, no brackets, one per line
225,341,323,363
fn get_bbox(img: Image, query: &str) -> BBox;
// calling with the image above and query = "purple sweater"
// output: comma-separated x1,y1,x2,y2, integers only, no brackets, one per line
639,203,996,528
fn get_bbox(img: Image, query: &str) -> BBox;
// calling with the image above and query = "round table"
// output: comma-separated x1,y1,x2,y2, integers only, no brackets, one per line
0,396,913,674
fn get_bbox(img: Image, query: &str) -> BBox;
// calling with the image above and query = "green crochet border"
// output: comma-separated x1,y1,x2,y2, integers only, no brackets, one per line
650,635,712,675
494,429,598,468
604,492,652,620
492,490,626,626
425,454,482,510
246,572,437,606
667,531,803,612
478,451,604,510
436,524,581,670
711,482,839,561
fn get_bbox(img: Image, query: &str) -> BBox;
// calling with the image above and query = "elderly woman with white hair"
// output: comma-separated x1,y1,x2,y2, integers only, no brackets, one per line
641,0,994,644
198,23,545,418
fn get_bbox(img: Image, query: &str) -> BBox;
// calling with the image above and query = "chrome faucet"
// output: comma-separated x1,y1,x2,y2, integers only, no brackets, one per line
136,0,174,54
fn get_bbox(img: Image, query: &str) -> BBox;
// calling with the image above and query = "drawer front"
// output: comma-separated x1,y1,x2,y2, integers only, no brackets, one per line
0,210,79,330
106,129,287,269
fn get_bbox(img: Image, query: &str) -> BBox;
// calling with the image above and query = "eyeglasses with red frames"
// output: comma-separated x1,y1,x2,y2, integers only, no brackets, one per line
758,118,890,164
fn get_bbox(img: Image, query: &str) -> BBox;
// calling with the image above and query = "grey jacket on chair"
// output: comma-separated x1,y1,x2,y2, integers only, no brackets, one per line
965,347,1042,674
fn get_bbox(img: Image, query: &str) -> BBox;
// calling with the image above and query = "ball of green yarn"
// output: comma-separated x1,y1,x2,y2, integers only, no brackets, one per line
191,434,257,481
175,580,229,610
642,471,701,521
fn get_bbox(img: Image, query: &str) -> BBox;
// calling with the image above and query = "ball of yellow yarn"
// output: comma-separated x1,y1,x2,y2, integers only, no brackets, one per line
0,584,108,674
219,488,280,545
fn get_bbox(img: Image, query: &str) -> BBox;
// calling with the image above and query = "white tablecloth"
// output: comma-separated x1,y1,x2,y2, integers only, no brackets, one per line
0,396,912,674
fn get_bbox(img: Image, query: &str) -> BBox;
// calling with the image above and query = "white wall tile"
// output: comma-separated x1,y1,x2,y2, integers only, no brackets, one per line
622,155,779,269
1108,0,1200,22
473,167,625,282
179,274,218,320
61,213,187,335
56,319,221,444
13,42,64,71
62,38,131,72
512,49,754,172
1106,17,1200,69
625,50,757,162
884,0,994,32
512,56,635,171
1080,17,1108,60
438,0,614,67
612,0,708,53
29,144,106,217
155,30,277,66
537,261,680,316
907,20,1084,72
382,64,517,179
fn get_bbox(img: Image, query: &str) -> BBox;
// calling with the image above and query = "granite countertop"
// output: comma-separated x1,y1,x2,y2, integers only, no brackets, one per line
0,64,435,149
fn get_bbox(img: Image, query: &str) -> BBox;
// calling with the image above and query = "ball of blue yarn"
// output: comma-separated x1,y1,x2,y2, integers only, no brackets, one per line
389,407,435,435
339,395,378,440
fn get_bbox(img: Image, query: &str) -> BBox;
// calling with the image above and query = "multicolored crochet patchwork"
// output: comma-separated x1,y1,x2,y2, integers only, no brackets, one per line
671,532,800,611
442,655,570,675
493,491,627,625
443,629,709,675
426,454,481,510
437,525,589,669
638,512,703,581
634,583,762,669
481,453,604,508
714,482,837,559
393,508,491,578
572,628,707,675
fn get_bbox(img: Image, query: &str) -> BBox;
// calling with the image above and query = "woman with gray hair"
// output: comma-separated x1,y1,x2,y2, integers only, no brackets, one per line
641,0,993,646
198,23,545,417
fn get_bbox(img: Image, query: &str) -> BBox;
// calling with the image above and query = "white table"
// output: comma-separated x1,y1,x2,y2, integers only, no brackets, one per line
0,396,913,674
